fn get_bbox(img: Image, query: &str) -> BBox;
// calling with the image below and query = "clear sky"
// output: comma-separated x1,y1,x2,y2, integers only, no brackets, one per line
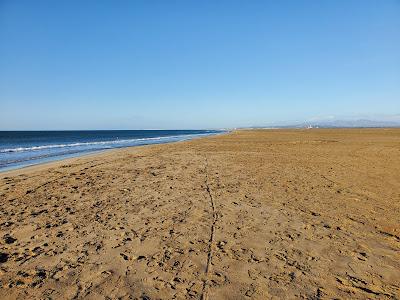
1,1,399,130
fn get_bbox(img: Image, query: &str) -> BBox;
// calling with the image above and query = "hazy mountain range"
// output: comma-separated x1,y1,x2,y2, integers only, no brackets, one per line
248,115,400,129
289,119,400,128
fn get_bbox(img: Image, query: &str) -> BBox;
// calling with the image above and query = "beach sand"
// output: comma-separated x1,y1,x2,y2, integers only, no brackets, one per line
0,129,399,299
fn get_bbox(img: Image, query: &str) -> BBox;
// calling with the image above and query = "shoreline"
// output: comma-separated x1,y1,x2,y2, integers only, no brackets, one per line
1,127,389,176
0,128,399,299
0,131,229,175
2,127,394,175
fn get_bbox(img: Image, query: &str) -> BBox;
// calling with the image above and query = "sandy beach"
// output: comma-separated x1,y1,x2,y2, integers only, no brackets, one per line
0,129,399,299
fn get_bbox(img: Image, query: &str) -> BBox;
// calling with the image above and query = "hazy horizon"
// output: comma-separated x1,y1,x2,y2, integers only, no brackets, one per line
1,113,400,131
1,1,399,130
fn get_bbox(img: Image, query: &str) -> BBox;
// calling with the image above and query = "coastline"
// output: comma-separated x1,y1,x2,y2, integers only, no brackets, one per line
0,129,399,299
0,130,228,174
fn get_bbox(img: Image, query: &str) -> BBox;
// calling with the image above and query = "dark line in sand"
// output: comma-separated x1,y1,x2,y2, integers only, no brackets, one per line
201,155,217,300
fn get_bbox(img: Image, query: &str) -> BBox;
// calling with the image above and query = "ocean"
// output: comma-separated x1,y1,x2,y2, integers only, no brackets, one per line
0,130,222,172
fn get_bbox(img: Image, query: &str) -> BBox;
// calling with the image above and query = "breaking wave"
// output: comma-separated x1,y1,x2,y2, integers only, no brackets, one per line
0,133,210,153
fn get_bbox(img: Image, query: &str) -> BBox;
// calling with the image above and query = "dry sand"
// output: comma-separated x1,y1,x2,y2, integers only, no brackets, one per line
0,129,399,299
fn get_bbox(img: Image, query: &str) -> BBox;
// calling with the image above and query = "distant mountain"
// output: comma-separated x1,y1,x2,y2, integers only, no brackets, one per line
297,119,400,128
248,119,400,129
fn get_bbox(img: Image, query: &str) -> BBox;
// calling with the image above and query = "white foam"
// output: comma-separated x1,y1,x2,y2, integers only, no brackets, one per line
0,133,211,153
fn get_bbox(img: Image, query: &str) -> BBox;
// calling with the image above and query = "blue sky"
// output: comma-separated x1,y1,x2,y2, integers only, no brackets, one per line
0,0,399,129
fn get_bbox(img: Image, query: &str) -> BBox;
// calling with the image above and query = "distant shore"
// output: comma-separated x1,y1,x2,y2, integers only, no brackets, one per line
0,129,399,299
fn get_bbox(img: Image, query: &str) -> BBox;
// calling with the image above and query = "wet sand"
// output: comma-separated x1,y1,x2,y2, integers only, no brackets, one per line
0,129,399,299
